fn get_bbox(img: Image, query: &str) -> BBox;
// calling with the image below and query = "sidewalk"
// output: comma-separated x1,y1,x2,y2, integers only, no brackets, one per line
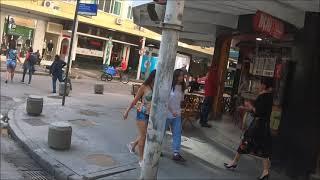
8,93,292,180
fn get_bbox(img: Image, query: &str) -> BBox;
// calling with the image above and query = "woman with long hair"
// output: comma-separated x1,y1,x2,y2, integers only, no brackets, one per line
21,47,34,84
224,78,274,180
5,46,21,83
166,69,186,162
123,70,156,167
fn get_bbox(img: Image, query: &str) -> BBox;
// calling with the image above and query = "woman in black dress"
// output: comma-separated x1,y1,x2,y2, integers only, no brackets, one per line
224,78,273,180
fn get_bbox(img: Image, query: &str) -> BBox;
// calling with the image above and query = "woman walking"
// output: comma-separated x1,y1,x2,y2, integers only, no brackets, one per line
50,55,66,93
224,78,274,180
21,47,35,84
123,70,156,167
166,69,186,162
5,47,21,83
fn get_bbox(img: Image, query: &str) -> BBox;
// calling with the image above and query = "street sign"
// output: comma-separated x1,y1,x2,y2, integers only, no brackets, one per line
78,0,97,16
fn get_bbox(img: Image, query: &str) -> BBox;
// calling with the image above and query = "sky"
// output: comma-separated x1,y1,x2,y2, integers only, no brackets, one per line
132,0,152,7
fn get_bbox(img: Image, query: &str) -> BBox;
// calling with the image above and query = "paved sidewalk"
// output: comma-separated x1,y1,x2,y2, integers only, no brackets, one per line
8,93,292,180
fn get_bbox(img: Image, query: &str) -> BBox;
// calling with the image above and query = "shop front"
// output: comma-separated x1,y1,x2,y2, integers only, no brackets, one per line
1,15,36,58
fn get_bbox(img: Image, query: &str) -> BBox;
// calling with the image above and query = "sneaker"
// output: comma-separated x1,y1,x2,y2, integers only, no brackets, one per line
201,123,212,128
5,80,8,84
172,153,186,162
139,161,143,167
127,143,135,154
21,80,24,83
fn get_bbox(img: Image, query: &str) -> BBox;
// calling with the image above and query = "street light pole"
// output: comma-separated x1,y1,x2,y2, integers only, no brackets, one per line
62,0,80,106
140,0,185,179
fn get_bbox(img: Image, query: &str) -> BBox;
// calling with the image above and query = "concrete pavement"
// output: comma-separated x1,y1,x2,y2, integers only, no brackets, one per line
2,73,292,180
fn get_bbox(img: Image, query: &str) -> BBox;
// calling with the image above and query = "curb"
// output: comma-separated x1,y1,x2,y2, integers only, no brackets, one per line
8,107,83,180
1,69,50,76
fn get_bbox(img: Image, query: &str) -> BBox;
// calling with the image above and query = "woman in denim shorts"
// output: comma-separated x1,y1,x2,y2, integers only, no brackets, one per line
5,47,21,83
123,70,156,167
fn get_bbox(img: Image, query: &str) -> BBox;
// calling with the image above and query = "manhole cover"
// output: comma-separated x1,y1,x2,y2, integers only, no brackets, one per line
47,95,62,99
79,109,99,116
86,154,116,167
23,118,48,126
68,119,96,127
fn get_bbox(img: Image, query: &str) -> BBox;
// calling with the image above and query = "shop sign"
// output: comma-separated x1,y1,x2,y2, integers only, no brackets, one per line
6,24,34,39
78,0,97,16
253,11,285,39
76,47,103,57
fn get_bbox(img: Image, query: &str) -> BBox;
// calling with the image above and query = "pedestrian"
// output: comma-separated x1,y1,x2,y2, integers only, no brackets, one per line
166,69,186,162
49,55,66,93
21,47,36,84
5,46,21,84
199,65,219,128
123,70,156,167
224,78,273,180
35,50,41,65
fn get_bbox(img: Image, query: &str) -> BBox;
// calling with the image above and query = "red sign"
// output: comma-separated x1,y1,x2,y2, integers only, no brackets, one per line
253,11,285,39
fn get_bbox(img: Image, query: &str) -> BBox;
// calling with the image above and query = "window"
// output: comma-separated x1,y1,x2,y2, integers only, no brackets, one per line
104,0,112,13
98,0,104,10
127,5,133,19
111,0,122,15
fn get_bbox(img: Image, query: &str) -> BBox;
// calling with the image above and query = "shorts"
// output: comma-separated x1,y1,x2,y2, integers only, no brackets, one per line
136,111,149,123
6,60,16,69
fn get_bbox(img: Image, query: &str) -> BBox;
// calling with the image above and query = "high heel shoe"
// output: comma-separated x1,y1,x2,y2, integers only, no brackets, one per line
224,163,237,169
257,174,269,180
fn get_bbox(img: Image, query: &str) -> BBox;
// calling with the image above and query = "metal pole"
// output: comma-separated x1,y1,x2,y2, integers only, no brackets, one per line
140,0,185,179
136,37,146,80
62,0,80,106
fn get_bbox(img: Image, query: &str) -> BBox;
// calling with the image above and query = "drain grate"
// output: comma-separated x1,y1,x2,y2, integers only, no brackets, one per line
22,118,48,126
23,170,49,180
68,119,96,127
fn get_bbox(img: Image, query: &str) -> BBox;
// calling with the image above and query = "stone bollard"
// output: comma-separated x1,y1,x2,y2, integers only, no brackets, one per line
48,122,72,150
59,83,71,96
94,84,104,94
26,95,43,116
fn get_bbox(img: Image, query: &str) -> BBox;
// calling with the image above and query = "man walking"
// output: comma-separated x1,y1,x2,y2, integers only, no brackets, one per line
50,55,66,93
200,65,219,128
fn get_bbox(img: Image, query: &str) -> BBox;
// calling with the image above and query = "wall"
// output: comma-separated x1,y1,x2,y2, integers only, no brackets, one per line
0,11,5,45
33,19,46,54
280,12,320,178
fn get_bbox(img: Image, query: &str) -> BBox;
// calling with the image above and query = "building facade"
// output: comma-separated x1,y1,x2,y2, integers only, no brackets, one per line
0,0,213,79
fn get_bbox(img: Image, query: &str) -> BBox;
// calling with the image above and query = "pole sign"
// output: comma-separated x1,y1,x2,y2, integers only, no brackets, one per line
253,11,285,39
78,0,97,16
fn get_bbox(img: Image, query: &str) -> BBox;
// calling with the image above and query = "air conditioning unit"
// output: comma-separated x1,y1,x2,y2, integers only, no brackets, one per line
115,18,123,25
43,0,54,8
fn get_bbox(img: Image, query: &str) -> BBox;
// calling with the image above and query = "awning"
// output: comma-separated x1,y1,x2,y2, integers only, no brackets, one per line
133,0,320,47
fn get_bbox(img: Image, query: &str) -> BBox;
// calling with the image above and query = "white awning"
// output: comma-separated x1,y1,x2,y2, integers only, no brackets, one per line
133,0,320,47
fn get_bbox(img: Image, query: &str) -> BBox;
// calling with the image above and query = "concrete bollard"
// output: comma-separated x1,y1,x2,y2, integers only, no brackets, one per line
94,84,104,94
48,122,72,150
26,95,43,116
59,83,71,96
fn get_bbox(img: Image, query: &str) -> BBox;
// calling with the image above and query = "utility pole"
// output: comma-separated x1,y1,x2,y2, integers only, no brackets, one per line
62,0,80,106
136,37,146,80
140,0,185,179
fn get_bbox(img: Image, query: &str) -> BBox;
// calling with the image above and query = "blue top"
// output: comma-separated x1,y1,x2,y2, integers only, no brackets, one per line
7,49,17,62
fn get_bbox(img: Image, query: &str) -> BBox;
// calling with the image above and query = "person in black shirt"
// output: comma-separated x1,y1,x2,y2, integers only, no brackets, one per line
224,77,273,180
50,55,66,93
189,76,200,93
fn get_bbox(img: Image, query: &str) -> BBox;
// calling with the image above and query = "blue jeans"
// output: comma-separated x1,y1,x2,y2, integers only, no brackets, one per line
166,116,182,153
200,96,213,124
52,74,63,93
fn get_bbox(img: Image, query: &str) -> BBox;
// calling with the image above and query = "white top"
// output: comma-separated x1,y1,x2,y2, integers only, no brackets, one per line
167,85,184,119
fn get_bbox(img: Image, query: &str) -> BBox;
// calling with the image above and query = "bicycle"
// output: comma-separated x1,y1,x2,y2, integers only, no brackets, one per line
100,66,129,84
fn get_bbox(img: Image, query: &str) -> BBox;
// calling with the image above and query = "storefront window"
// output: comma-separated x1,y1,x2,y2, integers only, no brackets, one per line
77,36,104,51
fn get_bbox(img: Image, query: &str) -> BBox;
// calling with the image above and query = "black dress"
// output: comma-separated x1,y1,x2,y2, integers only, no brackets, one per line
237,92,273,158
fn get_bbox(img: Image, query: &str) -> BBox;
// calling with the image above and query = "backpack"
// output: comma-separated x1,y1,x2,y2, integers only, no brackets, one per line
28,53,37,65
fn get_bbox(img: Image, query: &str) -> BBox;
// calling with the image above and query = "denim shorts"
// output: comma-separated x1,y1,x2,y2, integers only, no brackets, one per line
6,60,16,69
136,111,149,123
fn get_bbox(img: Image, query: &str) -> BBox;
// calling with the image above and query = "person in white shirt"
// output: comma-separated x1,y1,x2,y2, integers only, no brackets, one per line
166,69,186,162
